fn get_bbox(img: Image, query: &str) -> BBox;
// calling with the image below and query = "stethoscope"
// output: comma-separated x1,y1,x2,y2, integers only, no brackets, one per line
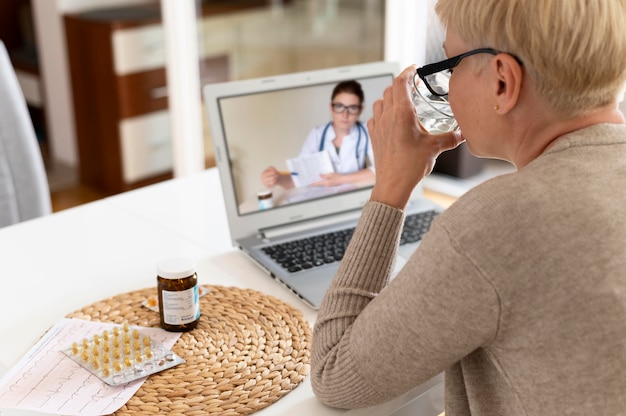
319,121,369,170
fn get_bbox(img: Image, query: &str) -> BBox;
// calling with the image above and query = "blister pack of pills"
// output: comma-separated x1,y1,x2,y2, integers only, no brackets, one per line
63,322,184,386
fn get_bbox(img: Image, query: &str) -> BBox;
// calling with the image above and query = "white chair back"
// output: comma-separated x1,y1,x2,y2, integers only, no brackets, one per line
0,40,51,227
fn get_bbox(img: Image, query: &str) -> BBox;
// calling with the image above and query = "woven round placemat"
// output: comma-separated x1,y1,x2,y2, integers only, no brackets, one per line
66,285,311,416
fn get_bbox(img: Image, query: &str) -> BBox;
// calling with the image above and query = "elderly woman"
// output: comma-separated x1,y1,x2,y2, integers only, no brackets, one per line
311,1,626,415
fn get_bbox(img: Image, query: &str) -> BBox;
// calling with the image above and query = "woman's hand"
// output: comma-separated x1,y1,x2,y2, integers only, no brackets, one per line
311,172,343,187
367,65,464,209
261,166,280,188
311,168,376,188
261,166,295,189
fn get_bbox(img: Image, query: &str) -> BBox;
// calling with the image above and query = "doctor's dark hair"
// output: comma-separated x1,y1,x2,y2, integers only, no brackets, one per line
331,80,365,105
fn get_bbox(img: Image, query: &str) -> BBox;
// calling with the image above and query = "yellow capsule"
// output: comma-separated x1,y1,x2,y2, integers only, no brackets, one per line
124,357,132,368
112,338,120,348
81,351,89,362
113,360,122,372
112,327,120,337
93,334,101,345
133,341,141,351
134,352,142,363
122,322,129,333
102,366,111,378
132,329,140,339
82,338,89,349
102,342,110,352
113,349,121,359
92,347,99,357
123,345,131,355
71,342,79,355
142,336,151,347
102,330,110,341
102,354,111,364
123,334,131,345
145,348,153,359
91,358,100,369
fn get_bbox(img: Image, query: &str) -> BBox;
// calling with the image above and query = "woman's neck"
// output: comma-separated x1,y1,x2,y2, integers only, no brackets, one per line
332,122,351,138
512,104,625,168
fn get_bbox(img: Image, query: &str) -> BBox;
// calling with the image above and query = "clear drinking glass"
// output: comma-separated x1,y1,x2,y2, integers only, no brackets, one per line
412,72,459,134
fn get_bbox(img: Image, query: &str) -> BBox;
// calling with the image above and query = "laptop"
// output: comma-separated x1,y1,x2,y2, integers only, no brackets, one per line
203,62,443,309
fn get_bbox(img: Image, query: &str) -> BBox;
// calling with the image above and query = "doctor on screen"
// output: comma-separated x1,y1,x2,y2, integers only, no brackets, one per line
261,80,375,189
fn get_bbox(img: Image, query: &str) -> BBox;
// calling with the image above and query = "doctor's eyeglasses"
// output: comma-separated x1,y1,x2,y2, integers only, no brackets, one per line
331,102,362,115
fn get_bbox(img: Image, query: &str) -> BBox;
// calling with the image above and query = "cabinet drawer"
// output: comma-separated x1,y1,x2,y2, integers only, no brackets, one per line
119,111,172,183
116,54,229,119
112,23,165,76
113,16,237,76
117,67,168,118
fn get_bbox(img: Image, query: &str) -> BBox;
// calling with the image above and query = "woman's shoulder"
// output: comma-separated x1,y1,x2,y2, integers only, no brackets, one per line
446,171,523,212
436,170,534,234
305,123,331,141
311,122,331,133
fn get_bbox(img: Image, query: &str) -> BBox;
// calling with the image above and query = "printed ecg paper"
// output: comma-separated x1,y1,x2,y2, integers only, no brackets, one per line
0,318,181,416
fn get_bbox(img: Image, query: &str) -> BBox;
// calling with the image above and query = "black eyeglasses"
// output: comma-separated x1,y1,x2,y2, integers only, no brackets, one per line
415,48,521,97
331,102,362,115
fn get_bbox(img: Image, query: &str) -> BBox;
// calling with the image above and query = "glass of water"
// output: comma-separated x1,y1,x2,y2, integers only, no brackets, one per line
412,71,458,134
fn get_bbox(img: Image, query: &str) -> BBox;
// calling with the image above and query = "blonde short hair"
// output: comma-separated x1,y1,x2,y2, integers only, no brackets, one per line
435,0,626,117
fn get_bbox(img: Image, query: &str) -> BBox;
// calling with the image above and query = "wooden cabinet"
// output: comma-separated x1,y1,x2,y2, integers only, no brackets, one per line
64,4,229,193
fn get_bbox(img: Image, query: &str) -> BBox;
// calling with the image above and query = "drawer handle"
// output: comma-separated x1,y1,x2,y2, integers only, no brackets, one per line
150,86,169,99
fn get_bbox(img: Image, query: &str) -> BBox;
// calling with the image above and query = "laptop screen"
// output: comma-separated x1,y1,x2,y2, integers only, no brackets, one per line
204,62,399,242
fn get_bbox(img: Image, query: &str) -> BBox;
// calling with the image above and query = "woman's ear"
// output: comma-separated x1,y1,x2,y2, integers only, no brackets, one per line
492,54,523,114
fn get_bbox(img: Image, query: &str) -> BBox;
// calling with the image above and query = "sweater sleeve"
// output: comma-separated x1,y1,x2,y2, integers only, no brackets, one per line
311,201,501,409
312,202,405,406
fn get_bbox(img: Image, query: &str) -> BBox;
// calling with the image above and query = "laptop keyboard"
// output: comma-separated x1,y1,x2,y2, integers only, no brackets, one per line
261,210,439,273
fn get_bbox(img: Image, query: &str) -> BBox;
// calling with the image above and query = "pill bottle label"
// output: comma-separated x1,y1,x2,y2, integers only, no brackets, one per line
258,198,273,210
161,286,200,325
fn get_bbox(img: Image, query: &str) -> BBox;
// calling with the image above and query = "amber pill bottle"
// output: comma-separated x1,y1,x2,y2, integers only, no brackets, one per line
157,257,200,332
257,190,273,210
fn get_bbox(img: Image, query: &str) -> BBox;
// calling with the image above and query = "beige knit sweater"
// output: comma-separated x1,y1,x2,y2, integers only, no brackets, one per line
311,124,626,415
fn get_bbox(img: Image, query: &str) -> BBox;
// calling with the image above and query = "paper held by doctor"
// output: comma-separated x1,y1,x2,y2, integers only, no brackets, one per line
286,150,335,187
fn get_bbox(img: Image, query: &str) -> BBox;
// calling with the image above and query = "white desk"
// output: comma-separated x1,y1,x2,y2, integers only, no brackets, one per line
0,168,443,416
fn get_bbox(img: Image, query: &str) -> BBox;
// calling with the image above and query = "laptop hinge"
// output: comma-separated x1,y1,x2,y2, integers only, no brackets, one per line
260,210,362,240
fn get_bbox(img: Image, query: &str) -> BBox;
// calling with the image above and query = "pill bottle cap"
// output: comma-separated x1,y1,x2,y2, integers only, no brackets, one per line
157,257,196,279
257,189,272,198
